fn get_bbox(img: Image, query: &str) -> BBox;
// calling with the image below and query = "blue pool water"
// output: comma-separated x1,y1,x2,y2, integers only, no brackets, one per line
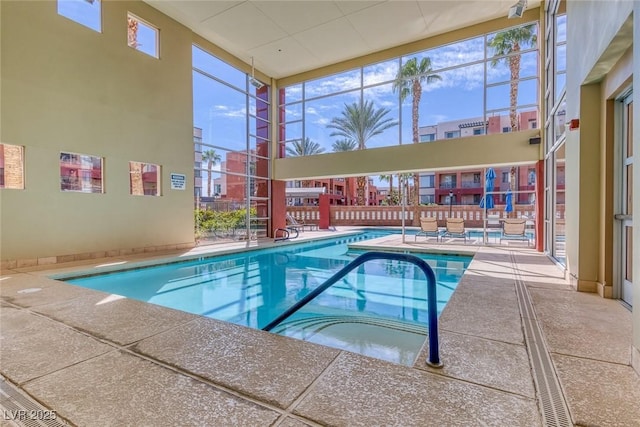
63,229,472,364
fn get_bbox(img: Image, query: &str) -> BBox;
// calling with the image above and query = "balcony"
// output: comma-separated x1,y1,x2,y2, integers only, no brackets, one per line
460,181,482,189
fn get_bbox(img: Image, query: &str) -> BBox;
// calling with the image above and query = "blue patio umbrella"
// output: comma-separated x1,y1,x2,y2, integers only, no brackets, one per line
479,168,496,209
505,189,514,213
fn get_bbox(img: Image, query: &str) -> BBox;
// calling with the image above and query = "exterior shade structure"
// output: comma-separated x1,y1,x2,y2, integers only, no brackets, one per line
479,168,496,209
505,189,514,213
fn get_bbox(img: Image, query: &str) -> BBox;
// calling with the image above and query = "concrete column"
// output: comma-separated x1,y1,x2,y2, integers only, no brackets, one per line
319,194,330,229
270,180,286,238
566,83,602,293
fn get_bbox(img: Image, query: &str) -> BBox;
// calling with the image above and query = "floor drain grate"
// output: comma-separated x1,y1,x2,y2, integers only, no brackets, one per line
1,377,69,427
510,253,573,427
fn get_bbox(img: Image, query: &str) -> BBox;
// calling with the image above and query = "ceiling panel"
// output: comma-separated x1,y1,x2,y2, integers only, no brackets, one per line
293,18,369,63
200,2,288,51
247,37,318,78
253,1,345,35
144,0,541,79
346,2,428,48
333,1,385,15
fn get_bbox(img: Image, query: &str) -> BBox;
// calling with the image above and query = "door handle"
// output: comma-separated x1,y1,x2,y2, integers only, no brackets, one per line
614,214,632,220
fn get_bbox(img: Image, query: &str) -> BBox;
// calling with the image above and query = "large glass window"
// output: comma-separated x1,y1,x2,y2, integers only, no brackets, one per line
193,45,271,244
544,0,567,265
280,21,539,158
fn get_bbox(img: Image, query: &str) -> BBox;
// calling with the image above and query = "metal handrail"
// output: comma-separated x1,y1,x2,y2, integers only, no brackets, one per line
262,251,443,368
274,227,299,242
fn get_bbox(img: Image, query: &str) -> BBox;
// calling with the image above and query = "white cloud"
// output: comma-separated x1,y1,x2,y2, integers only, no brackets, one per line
211,105,246,118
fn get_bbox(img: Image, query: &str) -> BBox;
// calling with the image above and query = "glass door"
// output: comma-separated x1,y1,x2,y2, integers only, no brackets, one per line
617,93,633,306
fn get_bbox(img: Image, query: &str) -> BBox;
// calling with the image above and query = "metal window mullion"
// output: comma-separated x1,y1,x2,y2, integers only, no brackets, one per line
245,91,251,240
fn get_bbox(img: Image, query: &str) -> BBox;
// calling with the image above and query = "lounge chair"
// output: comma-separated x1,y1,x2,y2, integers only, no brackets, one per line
415,217,441,242
486,214,501,228
286,214,317,231
500,218,529,245
441,218,467,243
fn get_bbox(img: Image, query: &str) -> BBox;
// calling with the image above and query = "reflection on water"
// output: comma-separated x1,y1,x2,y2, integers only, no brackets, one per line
65,230,471,365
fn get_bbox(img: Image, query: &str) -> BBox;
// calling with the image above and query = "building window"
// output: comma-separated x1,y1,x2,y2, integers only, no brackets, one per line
0,144,25,190
128,13,159,58
502,172,509,183
58,0,101,32
528,119,537,129
528,169,536,185
420,174,435,188
420,133,436,142
420,195,435,204
60,152,103,193
473,128,485,135
445,130,461,139
502,127,511,133
130,161,160,196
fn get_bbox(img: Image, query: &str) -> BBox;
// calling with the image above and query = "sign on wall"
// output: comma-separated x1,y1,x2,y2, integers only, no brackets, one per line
170,173,186,190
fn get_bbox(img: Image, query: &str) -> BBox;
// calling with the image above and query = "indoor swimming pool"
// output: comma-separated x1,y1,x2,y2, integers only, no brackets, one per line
60,230,472,364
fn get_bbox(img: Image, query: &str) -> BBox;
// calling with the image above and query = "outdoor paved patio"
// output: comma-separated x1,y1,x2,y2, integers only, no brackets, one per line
1,230,638,426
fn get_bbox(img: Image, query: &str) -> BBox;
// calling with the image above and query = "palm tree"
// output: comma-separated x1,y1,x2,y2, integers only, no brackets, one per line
331,139,357,152
286,137,325,157
332,139,357,205
202,149,221,198
397,172,414,204
286,137,324,188
327,100,398,205
379,174,394,205
488,24,537,131
393,56,441,209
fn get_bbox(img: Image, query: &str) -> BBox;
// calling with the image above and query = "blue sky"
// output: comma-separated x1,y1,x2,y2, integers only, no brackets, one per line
55,1,564,198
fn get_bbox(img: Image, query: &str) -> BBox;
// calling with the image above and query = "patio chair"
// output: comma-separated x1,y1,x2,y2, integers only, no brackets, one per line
415,217,441,242
486,214,501,228
286,214,317,232
500,218,530,245
441,218,467,243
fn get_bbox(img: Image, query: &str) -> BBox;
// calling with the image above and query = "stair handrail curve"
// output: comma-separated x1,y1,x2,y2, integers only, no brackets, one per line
262,251,443,368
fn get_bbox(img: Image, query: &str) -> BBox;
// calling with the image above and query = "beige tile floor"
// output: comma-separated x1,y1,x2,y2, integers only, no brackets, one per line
1,230,639,426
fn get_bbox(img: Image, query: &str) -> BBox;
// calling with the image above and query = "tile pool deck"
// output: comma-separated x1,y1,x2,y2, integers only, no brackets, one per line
1,230,639,426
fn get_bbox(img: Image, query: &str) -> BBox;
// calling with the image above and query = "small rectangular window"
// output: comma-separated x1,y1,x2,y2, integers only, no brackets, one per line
128,13,159,58
58,0,101,33
0,144,25,190
502,127,511,133
130,161,160,196
445,131,460,139
473,128,485,135
60,152,103,193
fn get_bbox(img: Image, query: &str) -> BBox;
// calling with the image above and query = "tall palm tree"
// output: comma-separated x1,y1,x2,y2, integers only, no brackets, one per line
327,101,398,205
488,24,537,131
397,172,414,204
286,137,324,188
332,139,357,205
286,137,325,157
393,57,441,209
379,174,394,205
331,139,357,152
202,149,221,198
